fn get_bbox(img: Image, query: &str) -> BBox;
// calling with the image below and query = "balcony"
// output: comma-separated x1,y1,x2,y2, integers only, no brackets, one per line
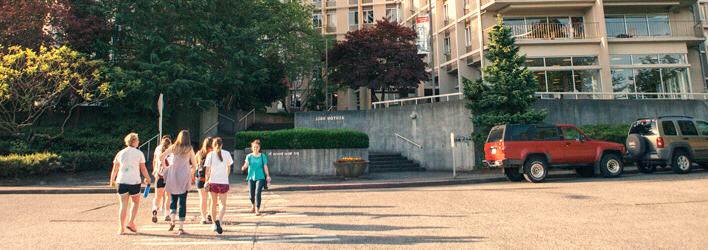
483,22,600,45
326,0,336,7
606,20,704,42
326,25,337,33
480,0,595,11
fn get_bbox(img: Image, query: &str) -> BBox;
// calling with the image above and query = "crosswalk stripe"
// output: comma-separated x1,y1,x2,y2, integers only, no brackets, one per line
136,235,340,245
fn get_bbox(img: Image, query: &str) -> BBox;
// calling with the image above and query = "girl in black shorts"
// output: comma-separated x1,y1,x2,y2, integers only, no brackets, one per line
195,137,213,224
152,135,172,223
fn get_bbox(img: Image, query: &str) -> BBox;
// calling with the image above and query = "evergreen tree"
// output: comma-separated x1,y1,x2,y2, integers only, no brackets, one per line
463,17,547,160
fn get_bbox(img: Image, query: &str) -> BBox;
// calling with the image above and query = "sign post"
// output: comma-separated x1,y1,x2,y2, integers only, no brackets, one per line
157,93,164,140
450,132,456,178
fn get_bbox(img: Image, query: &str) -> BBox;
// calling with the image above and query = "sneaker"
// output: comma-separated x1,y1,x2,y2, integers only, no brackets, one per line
215,220,223,234
164,215,171,222
207,215,213,223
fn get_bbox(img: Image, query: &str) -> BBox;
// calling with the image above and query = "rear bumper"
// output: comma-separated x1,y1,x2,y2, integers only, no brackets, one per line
631,149,671,165
483,159,523,168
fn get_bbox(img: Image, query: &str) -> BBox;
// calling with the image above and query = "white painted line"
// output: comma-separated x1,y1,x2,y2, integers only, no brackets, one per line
136,235,340,246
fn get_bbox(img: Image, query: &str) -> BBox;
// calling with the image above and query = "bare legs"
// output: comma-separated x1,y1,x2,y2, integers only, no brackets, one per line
198,189,209,222
117,194,140,235
209,192,228,222
117,194,129,235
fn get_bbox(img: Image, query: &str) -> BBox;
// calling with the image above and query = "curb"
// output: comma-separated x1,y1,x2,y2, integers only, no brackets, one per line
0,169,641,195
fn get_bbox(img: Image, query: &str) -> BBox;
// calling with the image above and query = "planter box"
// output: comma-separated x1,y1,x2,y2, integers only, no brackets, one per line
233,148,368,176
333,161,368,178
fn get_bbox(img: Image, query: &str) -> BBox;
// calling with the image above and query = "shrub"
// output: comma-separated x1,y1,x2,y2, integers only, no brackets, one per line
580,124,630,144
0,153,62,177
60,151,115,172
235,128,369,149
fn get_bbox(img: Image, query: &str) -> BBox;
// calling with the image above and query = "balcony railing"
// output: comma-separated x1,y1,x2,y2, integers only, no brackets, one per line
606,20,703,39
480,0,493,6
326,26,337,33
326,0,336,7
349,0,358,4
484,22,600,45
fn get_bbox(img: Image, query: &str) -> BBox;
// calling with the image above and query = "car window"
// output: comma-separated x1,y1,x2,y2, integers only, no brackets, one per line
677,120,698,136
696,121,708,136
629,120,655,135
536,127,560,141
661,121,678,136
561,127,583,140
509,125,532,141
487,127,504,142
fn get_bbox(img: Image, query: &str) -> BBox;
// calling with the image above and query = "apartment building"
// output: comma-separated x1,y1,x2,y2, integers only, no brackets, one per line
302,0,707,111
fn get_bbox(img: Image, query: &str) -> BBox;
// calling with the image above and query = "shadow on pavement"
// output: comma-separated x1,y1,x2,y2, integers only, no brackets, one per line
298,211,465,219
254,233,485,245
287,205,396,209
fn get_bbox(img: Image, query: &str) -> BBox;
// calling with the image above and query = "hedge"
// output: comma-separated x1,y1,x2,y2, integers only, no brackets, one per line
579,124,630,144
60,151,115,172
0,153,62,177
235,128,369,149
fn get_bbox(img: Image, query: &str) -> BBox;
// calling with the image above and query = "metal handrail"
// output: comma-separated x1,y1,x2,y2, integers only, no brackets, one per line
139,133,160,164
139,134,160,149
238,109,256,122
372,92,464,108
536,92,708,100
394,133,423,149
218,113,235,123
202,122,218,136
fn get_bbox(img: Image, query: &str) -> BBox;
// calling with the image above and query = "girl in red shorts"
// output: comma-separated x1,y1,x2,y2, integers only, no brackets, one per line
204,137,233,234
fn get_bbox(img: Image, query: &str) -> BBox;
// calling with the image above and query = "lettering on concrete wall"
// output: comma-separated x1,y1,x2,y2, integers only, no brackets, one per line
314,115,345,122
268,151,301,157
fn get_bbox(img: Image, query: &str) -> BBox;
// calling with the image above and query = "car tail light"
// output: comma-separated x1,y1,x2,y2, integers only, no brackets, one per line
656,137,665,148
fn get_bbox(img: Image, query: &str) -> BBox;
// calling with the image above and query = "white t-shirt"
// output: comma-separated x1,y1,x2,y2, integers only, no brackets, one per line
153,146,174,170
113,147,146,185
205,149,234,185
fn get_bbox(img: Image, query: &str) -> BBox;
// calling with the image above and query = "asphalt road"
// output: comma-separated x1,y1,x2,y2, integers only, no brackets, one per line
2,169,708,249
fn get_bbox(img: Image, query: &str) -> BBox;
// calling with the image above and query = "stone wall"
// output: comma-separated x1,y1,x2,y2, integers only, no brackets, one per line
233,148,368,176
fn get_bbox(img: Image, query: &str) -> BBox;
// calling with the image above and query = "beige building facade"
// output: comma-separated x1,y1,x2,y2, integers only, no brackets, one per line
303,0,708,111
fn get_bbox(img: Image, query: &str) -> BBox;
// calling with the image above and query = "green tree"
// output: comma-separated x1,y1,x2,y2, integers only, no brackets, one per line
103,0,323,116
0,45,113,136
462,17,546,161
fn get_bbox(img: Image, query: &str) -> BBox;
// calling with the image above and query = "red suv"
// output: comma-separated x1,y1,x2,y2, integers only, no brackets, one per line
483,124,626,183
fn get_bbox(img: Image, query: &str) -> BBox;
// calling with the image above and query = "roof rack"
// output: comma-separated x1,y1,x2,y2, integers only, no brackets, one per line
657,115,694,119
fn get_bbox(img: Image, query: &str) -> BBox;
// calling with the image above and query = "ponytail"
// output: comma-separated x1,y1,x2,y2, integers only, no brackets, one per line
212,137,224,161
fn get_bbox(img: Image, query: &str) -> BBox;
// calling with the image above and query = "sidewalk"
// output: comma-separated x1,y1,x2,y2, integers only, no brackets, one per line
0,167,639,194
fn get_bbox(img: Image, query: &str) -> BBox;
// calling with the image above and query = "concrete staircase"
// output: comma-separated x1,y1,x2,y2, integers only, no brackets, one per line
368,152,425,173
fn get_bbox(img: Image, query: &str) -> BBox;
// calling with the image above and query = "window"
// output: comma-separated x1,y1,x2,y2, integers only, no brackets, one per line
572,57,597,66
327,12,337,30
611,54,691,97
562,127,583,140
502,16,584,39
536,127,560,141
605,14,670,38
525,58,544,67
364,9,374,24
313,14,322,28
545,57,572,67
573,70,599,92
487,127,504,142
349,9,358,27
662,121,678,136
630,120,656,135
509,126,533,141
386,7,399,23
463,0,470,9
696,121,708,135
546,70,574,92
464,23,472,47
677,120,698,136
443,33,451,55
443,3,449,22
610,55,632,65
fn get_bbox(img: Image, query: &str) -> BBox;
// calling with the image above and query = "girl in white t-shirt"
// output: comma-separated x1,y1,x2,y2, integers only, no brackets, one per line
151,135,173,223
204,137,233,234
109,133,151,235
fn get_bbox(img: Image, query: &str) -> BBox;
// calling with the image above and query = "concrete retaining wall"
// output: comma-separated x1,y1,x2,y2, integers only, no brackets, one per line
295,99,708,171
233,148,368,176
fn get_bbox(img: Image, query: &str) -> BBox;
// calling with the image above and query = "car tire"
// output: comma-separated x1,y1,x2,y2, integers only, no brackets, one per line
523,157,548,183
575,166,594,177
636,162,656,174
599,153,624,178
671,150,692,174
503,167,524,182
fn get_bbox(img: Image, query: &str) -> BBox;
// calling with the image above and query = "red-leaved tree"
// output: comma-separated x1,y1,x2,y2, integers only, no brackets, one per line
327,19,429,102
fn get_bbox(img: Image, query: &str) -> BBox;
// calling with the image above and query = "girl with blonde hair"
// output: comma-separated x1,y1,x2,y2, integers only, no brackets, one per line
110,133,151,235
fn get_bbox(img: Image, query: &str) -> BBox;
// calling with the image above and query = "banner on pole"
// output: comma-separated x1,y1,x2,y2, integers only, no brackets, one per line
416,15,430,55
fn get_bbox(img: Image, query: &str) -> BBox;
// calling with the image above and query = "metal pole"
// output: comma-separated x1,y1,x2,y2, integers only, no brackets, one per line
451,132,456,178
324,37,329,109
428,0,435,101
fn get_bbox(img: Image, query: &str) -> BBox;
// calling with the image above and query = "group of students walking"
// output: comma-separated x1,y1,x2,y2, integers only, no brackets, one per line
109,130,271,236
